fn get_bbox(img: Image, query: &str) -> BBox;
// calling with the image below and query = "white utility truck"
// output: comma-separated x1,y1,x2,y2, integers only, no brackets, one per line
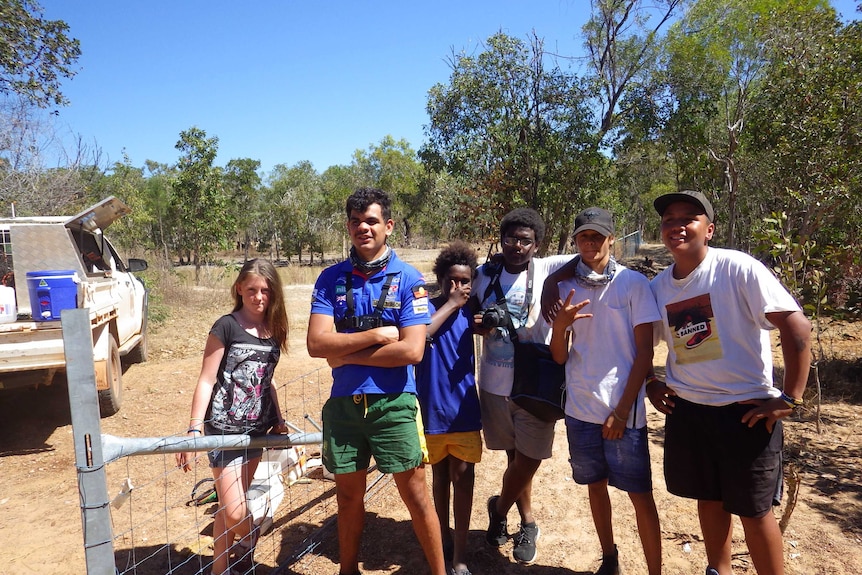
0,196,148,416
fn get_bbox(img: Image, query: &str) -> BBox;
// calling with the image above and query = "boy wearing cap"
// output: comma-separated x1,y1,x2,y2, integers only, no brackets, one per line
648,190,811,575
546,207,663,575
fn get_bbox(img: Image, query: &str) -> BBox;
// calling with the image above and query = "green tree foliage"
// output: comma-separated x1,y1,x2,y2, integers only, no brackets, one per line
141,161,176,264
268,161,326,263
423,32,597,251
659,0,830,247
582,0,683,142
97,155,150,252
171,127,233,284
317,163,363,259
748,7,862,315
352,136,424,245
223,158,262,261
582,0,684,241
0,0,80,108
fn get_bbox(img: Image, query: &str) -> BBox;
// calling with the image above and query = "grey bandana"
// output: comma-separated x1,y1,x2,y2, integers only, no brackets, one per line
350,245,392,274
573,254,617,288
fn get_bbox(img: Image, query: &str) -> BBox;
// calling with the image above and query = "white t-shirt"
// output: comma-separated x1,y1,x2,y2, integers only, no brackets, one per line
474,255,571,396
650,247,802,406
558,265,660,428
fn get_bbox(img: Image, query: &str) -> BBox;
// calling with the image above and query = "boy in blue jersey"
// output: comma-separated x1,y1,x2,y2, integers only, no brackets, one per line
307,188,445,575
416,241,482,575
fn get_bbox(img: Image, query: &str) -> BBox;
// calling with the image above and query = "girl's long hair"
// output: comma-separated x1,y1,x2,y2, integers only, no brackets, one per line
231,258,289,352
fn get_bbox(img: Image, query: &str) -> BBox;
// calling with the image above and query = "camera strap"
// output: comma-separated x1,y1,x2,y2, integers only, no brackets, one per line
344,270,397,320
482,262,534,343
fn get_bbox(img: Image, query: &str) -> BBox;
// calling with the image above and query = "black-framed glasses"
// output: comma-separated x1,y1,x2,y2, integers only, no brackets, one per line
502,236,534,247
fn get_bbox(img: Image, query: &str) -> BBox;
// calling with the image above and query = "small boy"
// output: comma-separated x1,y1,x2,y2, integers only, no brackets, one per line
647,190,811,575
547,207,662,575
416,241,482,575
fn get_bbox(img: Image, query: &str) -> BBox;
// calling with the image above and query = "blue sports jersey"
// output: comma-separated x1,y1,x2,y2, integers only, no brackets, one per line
310,251,430,396
416,299,481,434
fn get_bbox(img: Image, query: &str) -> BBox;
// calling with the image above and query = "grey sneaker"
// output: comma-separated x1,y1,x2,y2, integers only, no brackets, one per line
706,568,720,575
486,496,508,547
512,522,540,564
595,544,619,575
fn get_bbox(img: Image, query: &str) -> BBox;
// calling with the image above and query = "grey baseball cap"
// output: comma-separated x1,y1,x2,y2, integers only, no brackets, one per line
573,207,614,237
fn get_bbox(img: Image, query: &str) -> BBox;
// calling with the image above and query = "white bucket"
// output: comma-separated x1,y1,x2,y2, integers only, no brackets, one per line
0,285,16,323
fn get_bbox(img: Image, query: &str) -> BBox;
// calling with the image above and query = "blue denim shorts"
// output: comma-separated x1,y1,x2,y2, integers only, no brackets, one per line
208,447,263,469
565,416,653,493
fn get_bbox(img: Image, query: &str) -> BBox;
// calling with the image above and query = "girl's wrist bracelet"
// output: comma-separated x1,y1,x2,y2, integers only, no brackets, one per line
187,428,202,434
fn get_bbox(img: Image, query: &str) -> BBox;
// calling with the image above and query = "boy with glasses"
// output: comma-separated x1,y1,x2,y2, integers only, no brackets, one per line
472,207,570,565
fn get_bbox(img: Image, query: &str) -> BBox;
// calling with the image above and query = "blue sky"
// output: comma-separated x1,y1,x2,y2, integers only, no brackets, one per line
41,1,859,176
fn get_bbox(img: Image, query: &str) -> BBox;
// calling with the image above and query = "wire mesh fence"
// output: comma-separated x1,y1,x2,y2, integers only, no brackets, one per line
62,310,386,575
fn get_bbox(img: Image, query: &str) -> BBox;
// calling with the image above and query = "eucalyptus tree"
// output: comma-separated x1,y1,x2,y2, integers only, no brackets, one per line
223,158,262,261
0,0,80,108
582,0,683,143
268,160,325,263
423,31,595,251
319,163,362,259
352,136,426,245
661,0,831,248
97,155,151,253
142,160,176,264
171,127,232,283
747,7,862,313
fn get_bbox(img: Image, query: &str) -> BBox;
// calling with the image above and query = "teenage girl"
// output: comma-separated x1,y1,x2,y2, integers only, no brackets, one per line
176,258,289,575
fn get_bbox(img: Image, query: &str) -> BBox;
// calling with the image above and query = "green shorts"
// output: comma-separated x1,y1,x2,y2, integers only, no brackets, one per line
322,392,424,475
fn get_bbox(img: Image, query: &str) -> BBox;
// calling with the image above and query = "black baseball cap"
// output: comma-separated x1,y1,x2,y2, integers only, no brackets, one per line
653,190,715,221
573,207,614,237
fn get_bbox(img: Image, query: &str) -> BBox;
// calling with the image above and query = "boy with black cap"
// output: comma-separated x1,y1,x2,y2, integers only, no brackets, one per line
647,190,811,575
546,207,663,575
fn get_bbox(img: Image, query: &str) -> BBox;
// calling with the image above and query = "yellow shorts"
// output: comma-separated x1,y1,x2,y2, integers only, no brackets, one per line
424,431,483,465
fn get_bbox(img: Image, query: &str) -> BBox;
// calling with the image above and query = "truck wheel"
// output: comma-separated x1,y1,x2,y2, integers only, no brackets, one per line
98,335,123,417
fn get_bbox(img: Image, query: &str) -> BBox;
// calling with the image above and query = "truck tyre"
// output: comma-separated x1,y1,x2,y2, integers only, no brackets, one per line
98,335,123,417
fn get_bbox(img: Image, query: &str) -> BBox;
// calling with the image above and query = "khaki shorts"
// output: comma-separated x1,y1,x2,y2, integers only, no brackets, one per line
480,389,556,460
424,431,483,465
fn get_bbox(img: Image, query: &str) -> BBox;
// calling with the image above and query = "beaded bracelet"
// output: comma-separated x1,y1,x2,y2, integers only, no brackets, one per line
780,391,804,408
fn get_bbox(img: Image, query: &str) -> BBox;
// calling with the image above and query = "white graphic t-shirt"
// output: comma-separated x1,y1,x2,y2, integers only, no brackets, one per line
650,247,801,406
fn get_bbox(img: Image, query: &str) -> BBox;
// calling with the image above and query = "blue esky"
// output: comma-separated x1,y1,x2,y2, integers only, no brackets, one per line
41,1,860,176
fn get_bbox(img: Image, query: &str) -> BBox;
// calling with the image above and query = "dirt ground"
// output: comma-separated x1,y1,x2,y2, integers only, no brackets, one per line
0,246,860,575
